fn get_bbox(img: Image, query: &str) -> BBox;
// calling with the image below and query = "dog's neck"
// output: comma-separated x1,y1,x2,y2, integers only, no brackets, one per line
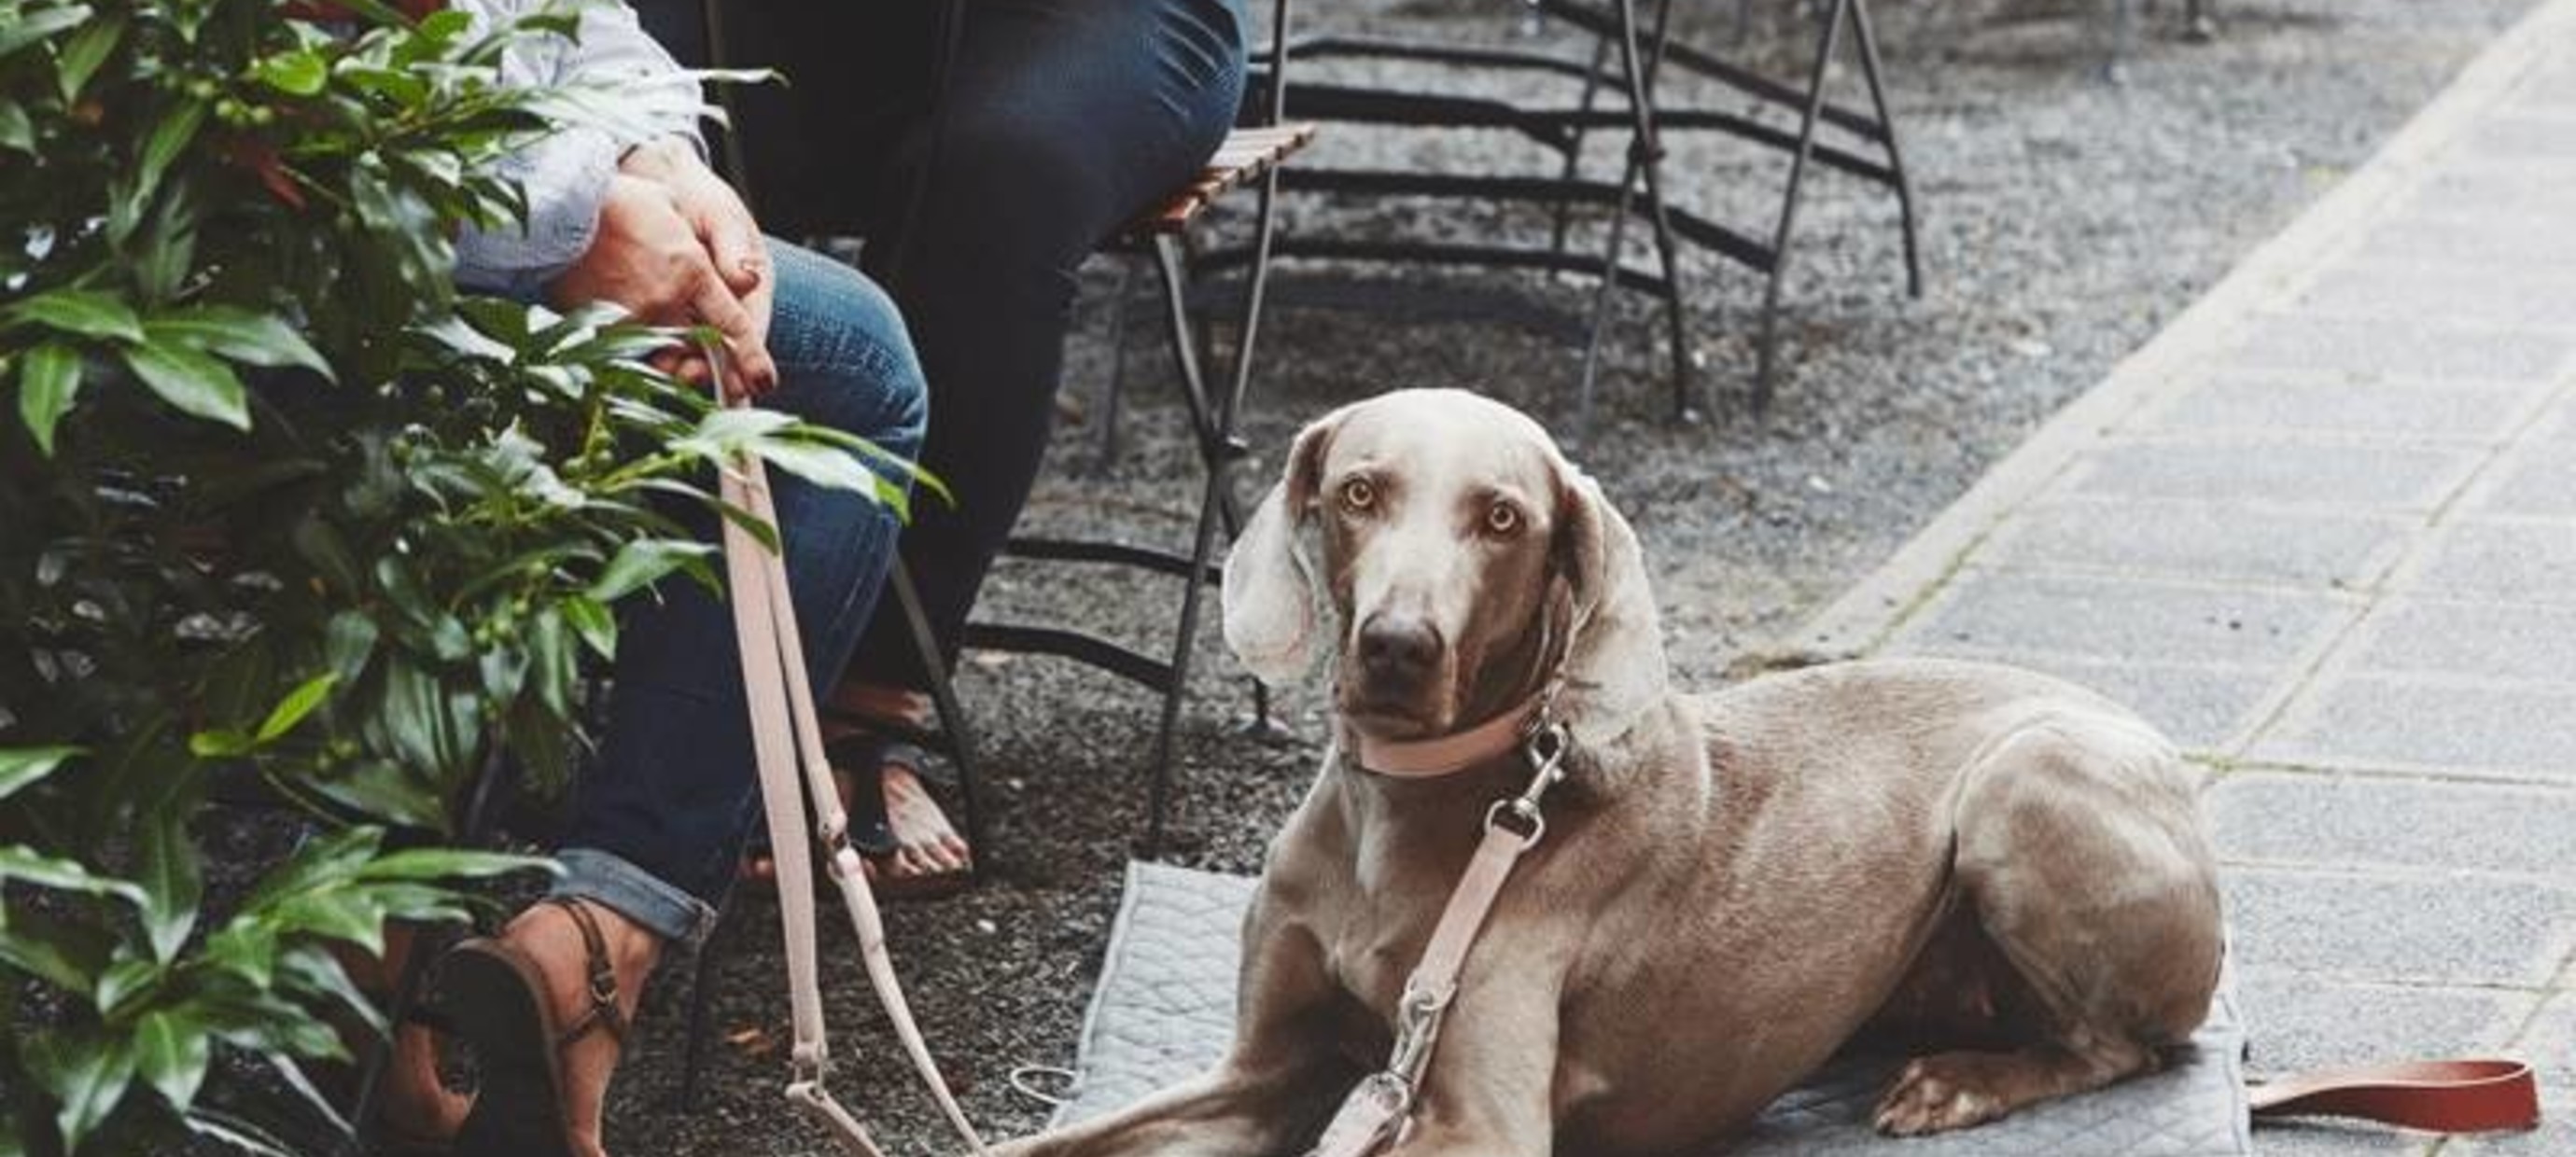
1350,691,1547,777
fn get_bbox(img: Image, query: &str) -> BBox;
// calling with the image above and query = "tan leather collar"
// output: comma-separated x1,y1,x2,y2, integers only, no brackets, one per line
1352,692,1547,778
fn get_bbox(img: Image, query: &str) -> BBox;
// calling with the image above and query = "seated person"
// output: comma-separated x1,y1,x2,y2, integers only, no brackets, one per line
372,3,929,1154
638,0,1251,893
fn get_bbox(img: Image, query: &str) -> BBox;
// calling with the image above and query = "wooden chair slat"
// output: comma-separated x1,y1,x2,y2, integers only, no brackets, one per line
1120,122,1320,239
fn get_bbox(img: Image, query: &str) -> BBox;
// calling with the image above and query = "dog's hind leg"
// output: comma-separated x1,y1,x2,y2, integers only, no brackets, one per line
1873,713,2223,1136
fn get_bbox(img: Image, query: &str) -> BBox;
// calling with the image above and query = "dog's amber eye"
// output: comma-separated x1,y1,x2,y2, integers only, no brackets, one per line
1338,477,1377,513
1485,502,1521,537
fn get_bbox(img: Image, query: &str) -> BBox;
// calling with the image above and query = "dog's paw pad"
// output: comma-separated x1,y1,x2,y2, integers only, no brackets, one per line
1872,1055,2009,1136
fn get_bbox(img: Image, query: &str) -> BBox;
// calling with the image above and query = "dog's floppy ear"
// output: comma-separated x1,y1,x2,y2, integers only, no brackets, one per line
1551,456,1669,746
1224,407,1346,683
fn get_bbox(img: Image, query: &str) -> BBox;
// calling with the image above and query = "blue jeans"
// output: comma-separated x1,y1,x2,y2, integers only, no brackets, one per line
550,241,927,947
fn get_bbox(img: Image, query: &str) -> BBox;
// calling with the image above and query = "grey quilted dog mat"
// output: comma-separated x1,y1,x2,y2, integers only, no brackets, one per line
1052,862,2254,1157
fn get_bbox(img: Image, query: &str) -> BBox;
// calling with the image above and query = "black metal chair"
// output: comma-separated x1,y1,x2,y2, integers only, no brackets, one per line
1227,0,1922,430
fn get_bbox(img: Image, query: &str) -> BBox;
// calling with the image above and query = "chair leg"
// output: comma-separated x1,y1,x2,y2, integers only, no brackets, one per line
1574,144,1643,449
1754,0,1848,414
1848,0,1922,300
1548,33,1616,258
1096,255,1144,474
1153,240,1250,540
679,915,725,1110
1622,0,1697,424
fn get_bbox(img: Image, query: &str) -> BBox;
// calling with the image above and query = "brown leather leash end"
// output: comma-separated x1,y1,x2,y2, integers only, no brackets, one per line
2249,1058,2540,1135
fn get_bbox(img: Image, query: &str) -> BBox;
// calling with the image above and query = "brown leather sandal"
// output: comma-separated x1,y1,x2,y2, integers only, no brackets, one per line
442,898,629,1157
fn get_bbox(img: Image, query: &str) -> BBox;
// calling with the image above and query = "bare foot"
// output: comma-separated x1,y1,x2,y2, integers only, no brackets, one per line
872,760,972,885
742,683,973,889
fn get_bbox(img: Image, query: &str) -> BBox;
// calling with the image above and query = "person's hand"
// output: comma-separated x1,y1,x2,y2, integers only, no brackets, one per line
546,172,778,398
619,138,773,386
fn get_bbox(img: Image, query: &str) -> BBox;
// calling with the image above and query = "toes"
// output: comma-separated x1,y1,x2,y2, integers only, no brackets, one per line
1873,1057,2006,1136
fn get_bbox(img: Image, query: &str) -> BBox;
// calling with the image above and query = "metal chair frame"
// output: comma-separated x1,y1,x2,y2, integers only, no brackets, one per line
1212,0,1922,431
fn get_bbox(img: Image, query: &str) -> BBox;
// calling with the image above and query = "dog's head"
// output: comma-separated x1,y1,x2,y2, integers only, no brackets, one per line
1223,389,1667,747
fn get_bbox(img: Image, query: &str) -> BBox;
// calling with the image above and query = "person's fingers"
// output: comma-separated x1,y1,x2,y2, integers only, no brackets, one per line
685,267,777,399
703,199,768,298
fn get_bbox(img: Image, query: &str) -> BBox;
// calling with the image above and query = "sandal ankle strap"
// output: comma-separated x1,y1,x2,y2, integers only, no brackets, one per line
541,898,630,1052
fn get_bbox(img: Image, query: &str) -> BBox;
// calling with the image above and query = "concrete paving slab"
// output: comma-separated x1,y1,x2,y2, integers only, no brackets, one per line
2348,598,2576,683
2222,314,2572,383
2407,518,2576,605
2441,1108,2574,1156
2140,371,2535,442
2359,214,2576,268
2249,1122,2432,1156
2235,972,2535,1076
2065,438,2482,511
2209,772,2576,877
2519,994,2574,1088
1894,570,2358,669
2403,163,2576,221
2470,447,2576,517
2219,869,2576,984
2293,262,2576,331
2252,675,2576,779
2461,113,2576,160
1981,499,2412,589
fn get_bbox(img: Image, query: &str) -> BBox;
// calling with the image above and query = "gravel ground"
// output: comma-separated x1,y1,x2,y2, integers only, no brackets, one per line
497,0,2534,1151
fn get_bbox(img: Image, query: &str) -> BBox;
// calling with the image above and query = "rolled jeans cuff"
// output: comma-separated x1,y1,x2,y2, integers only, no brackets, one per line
551,847,721,950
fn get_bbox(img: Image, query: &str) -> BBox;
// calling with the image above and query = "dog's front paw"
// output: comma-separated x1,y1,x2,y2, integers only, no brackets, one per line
1871,1053,2010,1136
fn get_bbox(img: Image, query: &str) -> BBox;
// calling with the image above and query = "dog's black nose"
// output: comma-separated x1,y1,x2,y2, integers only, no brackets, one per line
1358,615,1442,683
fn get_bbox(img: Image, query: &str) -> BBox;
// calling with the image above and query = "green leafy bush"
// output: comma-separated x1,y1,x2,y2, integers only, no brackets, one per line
0,2,894,1152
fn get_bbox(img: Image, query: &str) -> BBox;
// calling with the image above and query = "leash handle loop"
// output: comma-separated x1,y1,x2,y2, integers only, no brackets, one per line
706,345,988,1156
2250,1058,2539,1135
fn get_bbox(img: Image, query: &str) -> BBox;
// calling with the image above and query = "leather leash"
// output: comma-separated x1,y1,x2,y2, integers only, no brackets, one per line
709,364,987,1156
1308,713,1574,1157
2250,1058,2539,1135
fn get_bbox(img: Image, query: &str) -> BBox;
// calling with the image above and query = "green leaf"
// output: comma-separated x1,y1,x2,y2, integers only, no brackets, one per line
0,99,32,152
186,729,254,760
17,342,81,455
145,307,331,379
253,48,328,97
0,910,111,996
0,7,91,60
303,762,445,832
0,845,148,909
134,98,207,205
356,848,552,883
587,538,712,603
51,16,120,102
7,289,141,343
324,612,378,684
135,806,202,963
203,920,278,989
0,746,80,803
92,954,157,1015
22,1029,135,1152
182,1108,298,1157
561,595,617,659
276,946,383,1033
135,1009,211,1110
255,673,337,744
120,341,249,428
270,888,385,954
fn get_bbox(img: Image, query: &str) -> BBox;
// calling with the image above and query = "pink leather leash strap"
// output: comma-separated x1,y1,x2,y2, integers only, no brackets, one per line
1308,722,1574,1157
2250,1059,2540,1135
710,369,987,1156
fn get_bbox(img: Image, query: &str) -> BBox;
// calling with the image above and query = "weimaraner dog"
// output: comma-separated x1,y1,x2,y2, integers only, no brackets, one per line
999,389,2223,1156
